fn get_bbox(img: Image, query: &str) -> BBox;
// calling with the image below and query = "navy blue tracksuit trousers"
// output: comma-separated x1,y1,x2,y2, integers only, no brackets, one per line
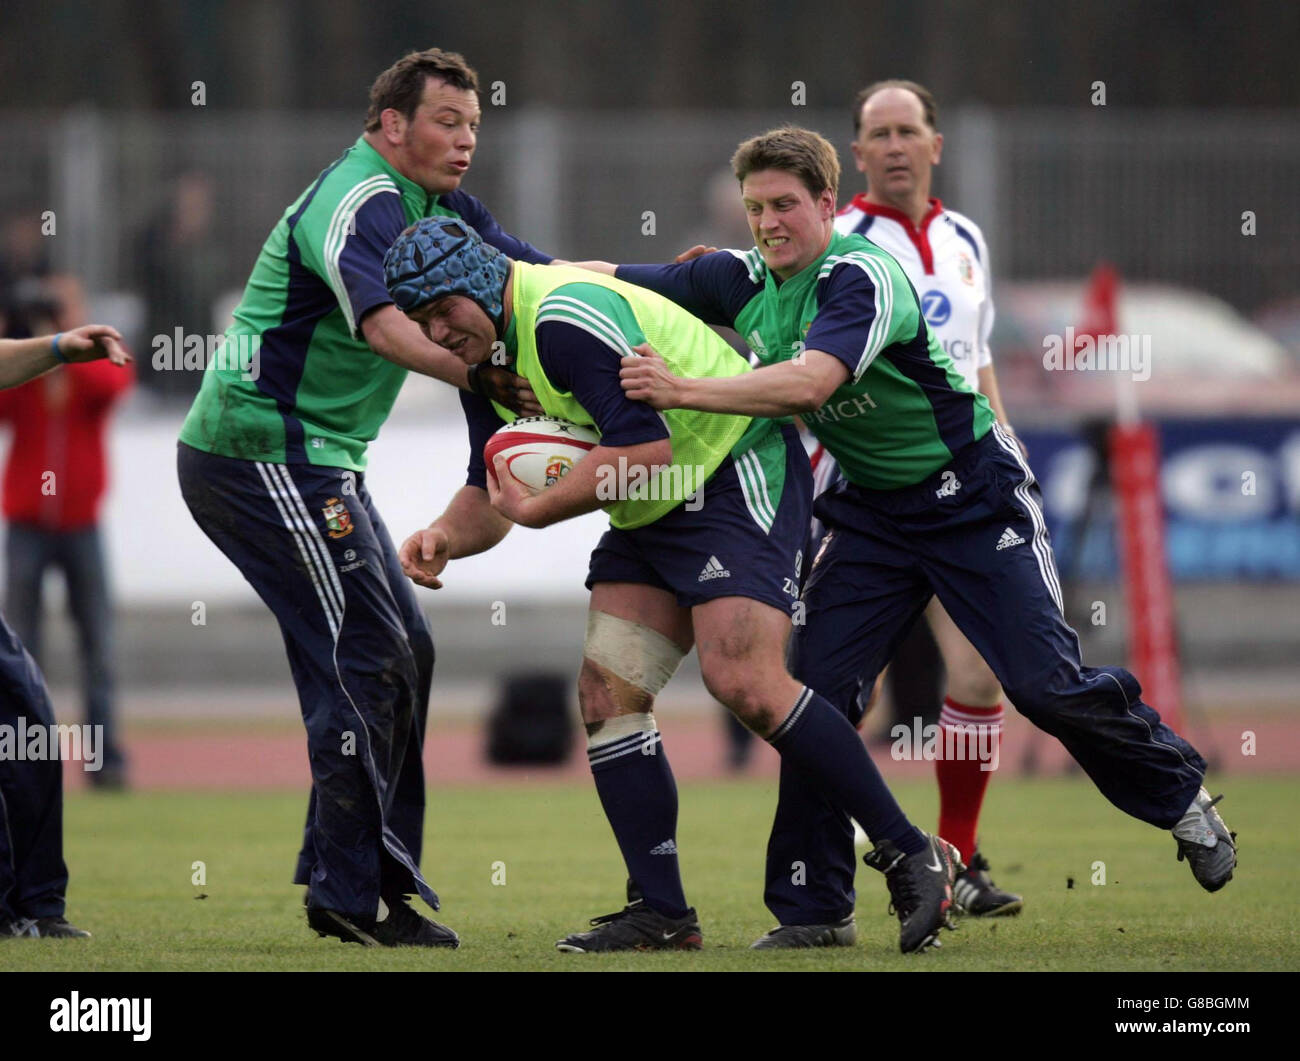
178,443,436,920
766,423,1206,925
0,611,68,923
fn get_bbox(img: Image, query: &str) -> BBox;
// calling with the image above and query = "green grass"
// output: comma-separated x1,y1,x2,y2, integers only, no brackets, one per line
2,776,1296,971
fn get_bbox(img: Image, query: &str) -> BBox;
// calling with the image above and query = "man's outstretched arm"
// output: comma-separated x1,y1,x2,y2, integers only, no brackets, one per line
621,343,848,418
361,305,541,415
0,325,131,390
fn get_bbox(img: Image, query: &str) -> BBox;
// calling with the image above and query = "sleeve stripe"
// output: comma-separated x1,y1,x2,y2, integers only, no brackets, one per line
535,311,636,360
537,295,641,357
821,252,896,381
323,176,400,336
535,303,635,357
724,247,765,285
856,256,894,379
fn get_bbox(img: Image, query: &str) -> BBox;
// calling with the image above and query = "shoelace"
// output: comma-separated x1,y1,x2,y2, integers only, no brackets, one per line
1176,794,1236,859
885,861,923,919
1207,794,1239,843
1177,794,1227,841
589,901,642,927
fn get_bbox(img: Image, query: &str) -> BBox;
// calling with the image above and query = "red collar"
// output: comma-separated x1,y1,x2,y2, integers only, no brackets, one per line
849,194,944,274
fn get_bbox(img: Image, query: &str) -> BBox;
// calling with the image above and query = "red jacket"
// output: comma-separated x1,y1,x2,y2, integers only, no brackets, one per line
0,359,134,529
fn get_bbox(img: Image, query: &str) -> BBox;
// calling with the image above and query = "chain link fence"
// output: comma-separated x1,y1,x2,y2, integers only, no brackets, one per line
3,105,1297,401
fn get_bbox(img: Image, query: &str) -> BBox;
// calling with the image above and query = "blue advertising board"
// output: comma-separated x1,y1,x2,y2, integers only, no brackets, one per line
1018,419,1300,580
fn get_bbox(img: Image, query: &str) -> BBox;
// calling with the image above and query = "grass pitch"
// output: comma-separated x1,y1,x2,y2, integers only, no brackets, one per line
2,775,1296,972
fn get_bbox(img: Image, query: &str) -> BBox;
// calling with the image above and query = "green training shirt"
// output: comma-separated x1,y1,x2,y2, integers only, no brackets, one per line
179,136,551,470
490,263,783,529
617,229,993,489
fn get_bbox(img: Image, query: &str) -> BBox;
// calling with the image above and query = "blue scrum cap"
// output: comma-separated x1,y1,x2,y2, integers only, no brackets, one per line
383,216,510,332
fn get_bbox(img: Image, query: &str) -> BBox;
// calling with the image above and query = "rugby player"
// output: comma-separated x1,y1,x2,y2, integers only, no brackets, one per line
603,126,1235,944
177,48,551,949
823,80,1023,923
385,216,964,955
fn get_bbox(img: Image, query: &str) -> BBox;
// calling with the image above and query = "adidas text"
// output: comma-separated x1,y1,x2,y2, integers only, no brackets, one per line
698,556,731,582
650,839,678,855
996,528,1026,550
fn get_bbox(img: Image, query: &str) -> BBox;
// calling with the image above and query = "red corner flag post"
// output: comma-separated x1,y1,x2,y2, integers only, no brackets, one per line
1085,264,1186,733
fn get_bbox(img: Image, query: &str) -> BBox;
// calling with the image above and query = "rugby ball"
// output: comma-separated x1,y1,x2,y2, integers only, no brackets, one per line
484,416,600,492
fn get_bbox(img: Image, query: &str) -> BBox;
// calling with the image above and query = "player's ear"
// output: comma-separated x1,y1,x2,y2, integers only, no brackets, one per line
850,140,866,174
380,107,407,145
931,131,944,166
819,187,836,219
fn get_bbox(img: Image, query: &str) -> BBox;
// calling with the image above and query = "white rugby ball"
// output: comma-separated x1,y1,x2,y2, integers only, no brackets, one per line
484,416,600,492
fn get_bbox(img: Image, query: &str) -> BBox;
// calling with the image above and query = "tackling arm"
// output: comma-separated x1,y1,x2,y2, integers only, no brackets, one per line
362,304,470,388
565,261,618,276
620,343,848,418
363,306,542,415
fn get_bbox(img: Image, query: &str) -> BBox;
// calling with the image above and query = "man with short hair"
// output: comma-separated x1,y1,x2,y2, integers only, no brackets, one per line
0,322,130,940
1,280,135,791
177,48,551,948
609,125,1234,946
820,79,1022,919
386,216,963,956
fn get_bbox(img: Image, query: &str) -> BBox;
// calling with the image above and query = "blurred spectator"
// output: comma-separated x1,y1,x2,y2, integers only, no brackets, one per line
0,206,53,294
134,171,225,399
0,278,134,789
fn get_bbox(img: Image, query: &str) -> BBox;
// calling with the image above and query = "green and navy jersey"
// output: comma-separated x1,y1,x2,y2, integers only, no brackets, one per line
462,262,785,530
179,135,551,471
617,230,994,490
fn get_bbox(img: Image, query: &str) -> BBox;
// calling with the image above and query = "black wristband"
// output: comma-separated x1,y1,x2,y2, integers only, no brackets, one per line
466,362,488,398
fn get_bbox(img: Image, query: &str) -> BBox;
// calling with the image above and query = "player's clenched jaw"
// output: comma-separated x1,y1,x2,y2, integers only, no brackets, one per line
740,169,836,282
411,296,495,364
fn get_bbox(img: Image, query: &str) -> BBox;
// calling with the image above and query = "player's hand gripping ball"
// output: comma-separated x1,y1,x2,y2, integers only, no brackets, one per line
484,416,599,492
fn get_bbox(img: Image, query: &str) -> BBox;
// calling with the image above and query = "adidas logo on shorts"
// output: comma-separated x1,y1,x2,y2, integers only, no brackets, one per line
650,839,678,855
697,555,731,582
996,527,1027,550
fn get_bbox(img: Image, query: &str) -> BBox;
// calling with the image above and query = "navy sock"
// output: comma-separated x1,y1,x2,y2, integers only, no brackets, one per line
588,729,690,918
768,687,925,855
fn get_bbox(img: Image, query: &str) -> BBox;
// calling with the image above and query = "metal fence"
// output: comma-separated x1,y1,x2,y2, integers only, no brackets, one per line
3,105,1297,354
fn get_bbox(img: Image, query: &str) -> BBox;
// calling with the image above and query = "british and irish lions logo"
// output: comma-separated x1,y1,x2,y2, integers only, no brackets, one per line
545,455,574,487
321,497,353,539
